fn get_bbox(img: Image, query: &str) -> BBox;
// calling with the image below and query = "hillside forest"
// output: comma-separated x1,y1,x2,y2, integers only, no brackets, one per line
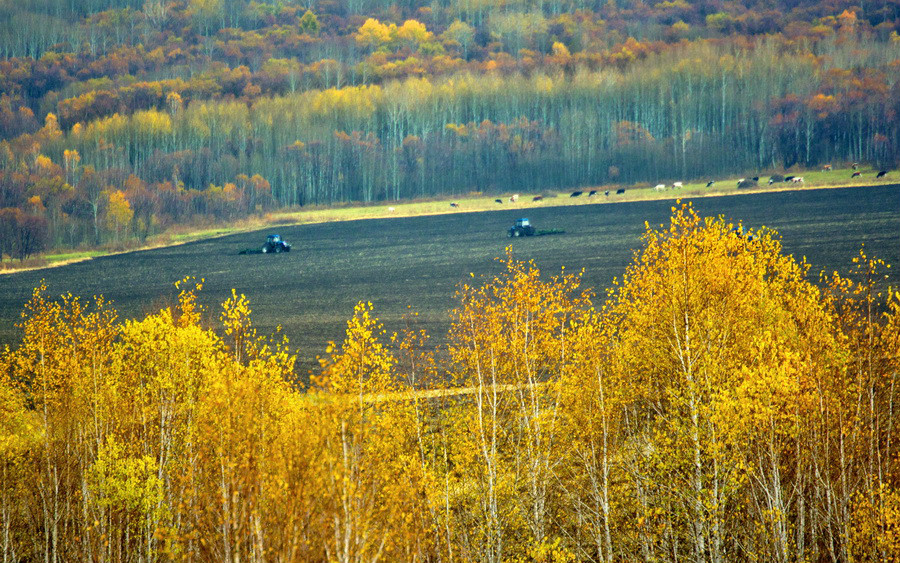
0,0,899,258
1,204,900,562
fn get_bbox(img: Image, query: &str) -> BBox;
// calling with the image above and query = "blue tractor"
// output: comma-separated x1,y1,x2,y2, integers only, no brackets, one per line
508,218,537,237
262,234,291,253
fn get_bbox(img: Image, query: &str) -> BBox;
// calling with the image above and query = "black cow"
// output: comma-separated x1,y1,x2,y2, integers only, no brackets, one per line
616,188,626,195
877,170,888,178
450,202,459,208
589,190,598,196
706,181,715,187
532,196,543,202
571,191,583,197
785,176,795,182
604,190,610,196
752,176,759,181
852,171,861,178
495,199,503,203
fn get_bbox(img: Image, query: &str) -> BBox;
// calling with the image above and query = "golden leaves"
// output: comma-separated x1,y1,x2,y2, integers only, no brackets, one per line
316,301,396,395
355,18,394,48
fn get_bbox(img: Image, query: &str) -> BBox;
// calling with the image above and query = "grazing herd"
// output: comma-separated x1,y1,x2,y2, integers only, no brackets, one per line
698,165,889,191
440,166,890,211
822,163,889,179
476,189,629,208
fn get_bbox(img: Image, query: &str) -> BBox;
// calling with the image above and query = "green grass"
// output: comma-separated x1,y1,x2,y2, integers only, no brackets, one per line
42,250,106,262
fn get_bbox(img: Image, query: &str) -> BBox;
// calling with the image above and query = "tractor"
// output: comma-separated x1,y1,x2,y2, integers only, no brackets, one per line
508,218,536,237
262,234,291,253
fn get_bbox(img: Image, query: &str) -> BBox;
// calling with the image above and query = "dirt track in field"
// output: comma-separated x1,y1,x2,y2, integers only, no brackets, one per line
1,185,898,377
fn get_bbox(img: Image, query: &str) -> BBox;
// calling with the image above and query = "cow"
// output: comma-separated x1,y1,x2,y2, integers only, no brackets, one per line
852,171,861,178
706,181,715,187
616,188,626,195
495,199,503,204
654,183,666,191
510,194,519,203
604,190,610,196
785,176,796,182
450,202,459,208
673,182,683,189
571,191,583,197
589,190,598,197
532,195,543,202
791,176,804,183
852,162,859,170
752,176,759,182
877,170,888,178
388,207,395,212
822,164,832,171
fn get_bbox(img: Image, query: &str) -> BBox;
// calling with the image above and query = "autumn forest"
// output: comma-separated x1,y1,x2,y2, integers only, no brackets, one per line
0,0,899,258
2,0,900,561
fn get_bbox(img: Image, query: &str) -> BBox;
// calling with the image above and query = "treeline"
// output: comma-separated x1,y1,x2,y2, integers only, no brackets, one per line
2,36,898,255
2,205,900,562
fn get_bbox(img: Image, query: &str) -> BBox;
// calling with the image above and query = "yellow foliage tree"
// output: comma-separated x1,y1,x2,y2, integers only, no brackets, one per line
443,251,591,562
355,18,395,49
105,190,133,242
598,202,842,561
314,301,434,562
395,19,432,49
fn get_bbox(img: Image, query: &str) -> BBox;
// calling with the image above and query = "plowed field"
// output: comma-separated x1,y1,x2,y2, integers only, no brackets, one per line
2,185,898,376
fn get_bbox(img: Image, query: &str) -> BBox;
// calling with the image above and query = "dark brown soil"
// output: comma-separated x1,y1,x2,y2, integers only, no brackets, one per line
1,185,898,378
